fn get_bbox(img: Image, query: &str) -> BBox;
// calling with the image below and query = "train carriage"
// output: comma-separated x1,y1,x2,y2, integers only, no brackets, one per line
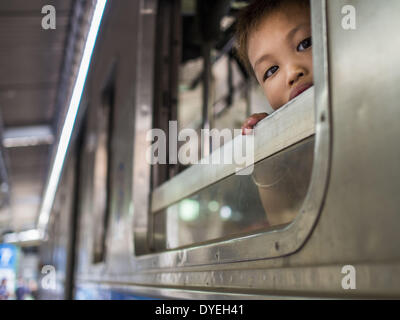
26,0,400,299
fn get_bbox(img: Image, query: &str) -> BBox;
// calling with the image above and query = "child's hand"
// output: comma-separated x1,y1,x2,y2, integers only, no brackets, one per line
241,112,268,135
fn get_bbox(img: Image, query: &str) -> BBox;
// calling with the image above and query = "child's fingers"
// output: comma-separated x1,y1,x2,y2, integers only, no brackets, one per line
241,113,268,135
242,127,254,135
241,120,252,135
241,119,257,135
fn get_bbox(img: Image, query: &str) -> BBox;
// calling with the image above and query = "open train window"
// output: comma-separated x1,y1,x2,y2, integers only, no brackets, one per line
134,0,330,261
91,80,115,264
153,134,314,250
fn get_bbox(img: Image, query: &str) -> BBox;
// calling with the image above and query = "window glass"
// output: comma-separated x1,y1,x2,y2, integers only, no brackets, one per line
153,136,314,251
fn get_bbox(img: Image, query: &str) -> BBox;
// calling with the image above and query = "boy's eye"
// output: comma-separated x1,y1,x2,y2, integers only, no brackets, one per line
263,65,279,82
297,36,312,52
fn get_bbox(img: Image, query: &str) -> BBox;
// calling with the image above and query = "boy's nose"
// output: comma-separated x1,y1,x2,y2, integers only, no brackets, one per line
287,67,306,87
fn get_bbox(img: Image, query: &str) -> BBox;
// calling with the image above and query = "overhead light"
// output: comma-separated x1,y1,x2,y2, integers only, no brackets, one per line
37,0,108,235
3,125,54,148
3,229,42,245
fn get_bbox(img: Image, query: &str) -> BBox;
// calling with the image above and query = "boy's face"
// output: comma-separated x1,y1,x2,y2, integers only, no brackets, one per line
247,4,313,110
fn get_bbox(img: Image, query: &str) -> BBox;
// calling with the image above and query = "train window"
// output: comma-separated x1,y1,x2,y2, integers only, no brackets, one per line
151,0,256,186
136,0,329,261
177,48,254,165
154,136,314,250
91,83,115,263
177,55,266,167
151,83,314,251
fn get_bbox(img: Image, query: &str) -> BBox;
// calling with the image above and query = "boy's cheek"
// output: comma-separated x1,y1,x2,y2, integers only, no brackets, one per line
264,90,281,111
263,81,283,110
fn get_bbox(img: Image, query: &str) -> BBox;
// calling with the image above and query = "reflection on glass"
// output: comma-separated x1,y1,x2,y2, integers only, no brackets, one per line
153,136,314,251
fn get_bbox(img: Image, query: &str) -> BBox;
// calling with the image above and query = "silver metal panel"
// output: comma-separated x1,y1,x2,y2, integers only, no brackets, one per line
131,0,158,255
77,280,320,300
305,0,400,263
71,0,400,299
79,260,400,299
69,0,146,279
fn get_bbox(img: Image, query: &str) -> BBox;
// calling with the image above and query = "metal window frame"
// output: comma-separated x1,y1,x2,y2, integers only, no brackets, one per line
131,0,331,267
151,87,315,214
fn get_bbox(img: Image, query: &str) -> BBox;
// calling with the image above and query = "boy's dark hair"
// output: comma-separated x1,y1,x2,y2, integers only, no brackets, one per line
235,0,310,73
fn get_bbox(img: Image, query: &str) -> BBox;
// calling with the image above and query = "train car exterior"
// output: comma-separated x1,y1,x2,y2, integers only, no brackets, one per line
39,0,400,299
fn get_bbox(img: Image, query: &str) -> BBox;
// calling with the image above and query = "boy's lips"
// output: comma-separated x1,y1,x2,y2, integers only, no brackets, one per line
289,83,313,101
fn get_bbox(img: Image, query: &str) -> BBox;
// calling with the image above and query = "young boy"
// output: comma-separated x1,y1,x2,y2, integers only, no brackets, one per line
236,0,313,134
235,0,314,226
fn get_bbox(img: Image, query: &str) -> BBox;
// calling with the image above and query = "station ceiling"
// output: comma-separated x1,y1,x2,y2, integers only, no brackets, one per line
0,0,75,232
0,0,248,236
